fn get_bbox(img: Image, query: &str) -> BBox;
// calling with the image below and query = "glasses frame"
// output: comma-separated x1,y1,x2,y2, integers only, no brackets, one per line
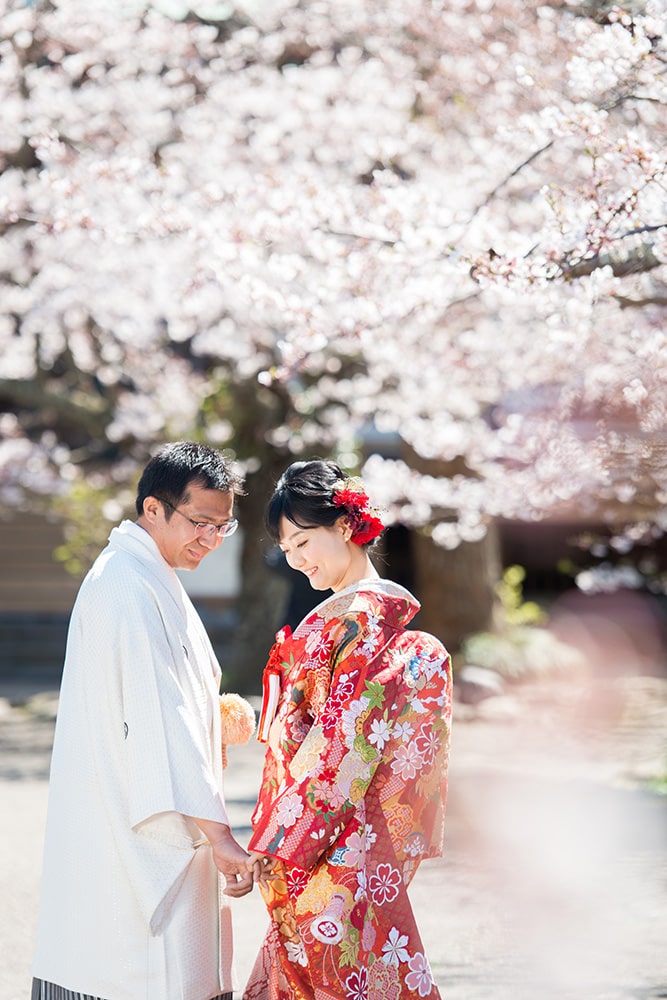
157,497,239,539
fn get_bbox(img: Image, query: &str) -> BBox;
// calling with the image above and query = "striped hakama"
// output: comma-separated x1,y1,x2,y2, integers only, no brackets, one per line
31,982,233,1000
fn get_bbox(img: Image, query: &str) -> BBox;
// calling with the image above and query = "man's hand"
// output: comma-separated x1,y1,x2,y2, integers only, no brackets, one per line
247,850,278,889
213,829,255,898
195,819,255,897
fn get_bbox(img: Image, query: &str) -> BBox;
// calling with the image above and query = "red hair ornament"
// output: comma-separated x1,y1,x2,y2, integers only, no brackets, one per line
331,478,385,546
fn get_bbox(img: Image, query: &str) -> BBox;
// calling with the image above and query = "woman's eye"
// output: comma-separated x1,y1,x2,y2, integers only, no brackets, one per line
297,540,307,549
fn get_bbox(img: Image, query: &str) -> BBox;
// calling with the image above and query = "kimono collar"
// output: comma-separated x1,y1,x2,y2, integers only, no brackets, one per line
107,520,183,600
306,578,420,631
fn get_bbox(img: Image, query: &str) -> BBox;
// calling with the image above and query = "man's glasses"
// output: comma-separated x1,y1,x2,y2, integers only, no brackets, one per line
158,498,239,539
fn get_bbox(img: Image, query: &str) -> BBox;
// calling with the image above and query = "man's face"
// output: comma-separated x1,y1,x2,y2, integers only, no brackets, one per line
143,483,235,570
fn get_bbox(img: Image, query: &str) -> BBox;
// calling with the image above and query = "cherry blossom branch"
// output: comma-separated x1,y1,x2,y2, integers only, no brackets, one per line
467,142,555,224
614,291,667,309
560,241,662,279
0,378,110,437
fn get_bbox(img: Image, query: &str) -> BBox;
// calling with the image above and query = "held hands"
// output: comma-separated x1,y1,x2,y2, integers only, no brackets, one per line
194,819,277,896
206,824,256,898
247,850,278,889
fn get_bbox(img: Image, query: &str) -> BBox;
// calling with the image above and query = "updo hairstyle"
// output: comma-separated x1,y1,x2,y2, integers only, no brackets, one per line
266,459,345,543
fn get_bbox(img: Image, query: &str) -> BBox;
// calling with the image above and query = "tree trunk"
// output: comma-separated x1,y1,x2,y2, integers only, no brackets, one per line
410,524,501,654
217,379,295,694
396,445,502,655
225,461,290,694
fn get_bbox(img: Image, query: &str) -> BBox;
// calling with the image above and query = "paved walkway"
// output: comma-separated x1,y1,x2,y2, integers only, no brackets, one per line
1,678,666,1000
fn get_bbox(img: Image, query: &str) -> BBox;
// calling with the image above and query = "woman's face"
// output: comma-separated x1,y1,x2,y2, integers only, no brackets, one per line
278,515,358,593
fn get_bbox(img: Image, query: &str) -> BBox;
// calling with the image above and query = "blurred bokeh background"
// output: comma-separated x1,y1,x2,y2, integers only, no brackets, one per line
1,3,666,993
1,0,666,695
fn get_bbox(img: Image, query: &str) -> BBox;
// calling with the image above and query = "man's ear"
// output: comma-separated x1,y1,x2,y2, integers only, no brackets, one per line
142,495,162,523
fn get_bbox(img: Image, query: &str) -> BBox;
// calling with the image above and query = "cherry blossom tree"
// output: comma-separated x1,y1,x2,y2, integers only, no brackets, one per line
1,0,665,677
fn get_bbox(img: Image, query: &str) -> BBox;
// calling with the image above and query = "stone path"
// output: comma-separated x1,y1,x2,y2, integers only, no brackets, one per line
1,675,666,1000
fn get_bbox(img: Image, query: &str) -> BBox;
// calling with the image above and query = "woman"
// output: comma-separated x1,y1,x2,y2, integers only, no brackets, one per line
244,460,452,1000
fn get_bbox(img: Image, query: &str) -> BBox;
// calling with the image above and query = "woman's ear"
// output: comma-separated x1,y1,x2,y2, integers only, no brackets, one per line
337,516,353,543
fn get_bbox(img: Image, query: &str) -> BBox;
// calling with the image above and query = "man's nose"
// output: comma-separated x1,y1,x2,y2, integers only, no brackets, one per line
198,529,223,550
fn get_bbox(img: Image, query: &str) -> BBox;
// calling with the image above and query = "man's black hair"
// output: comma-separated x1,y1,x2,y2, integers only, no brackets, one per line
135,441,244,517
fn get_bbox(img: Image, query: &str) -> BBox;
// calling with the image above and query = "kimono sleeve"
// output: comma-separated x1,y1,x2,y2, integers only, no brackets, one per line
112,584,229,836
249,613,383,870
67,568,228,935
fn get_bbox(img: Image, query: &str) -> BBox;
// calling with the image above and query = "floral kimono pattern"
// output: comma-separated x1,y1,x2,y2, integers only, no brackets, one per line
244,580,452,1000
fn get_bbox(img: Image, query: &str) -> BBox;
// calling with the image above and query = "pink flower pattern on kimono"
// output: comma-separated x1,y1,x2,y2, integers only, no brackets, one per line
275,792,304,828
405,953,435,998
361,918,376,952
244,581,452,1000
342,830,367,868
391,742,424,781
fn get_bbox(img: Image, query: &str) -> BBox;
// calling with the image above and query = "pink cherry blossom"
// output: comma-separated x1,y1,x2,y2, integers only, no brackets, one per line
1,0,665,559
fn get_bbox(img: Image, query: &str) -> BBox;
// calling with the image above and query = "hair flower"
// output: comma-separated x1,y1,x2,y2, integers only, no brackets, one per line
331,478,385,545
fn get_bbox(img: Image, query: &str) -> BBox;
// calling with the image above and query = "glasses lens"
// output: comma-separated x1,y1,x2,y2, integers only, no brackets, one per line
194,519,238,538
194,522,216,538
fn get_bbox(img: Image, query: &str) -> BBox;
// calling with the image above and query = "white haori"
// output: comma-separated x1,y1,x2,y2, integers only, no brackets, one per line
32,520,235,1000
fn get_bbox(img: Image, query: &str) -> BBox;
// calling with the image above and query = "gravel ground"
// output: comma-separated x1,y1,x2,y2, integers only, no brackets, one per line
1,673,666,1000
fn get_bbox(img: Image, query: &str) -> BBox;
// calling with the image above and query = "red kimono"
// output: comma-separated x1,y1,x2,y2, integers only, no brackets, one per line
244,580,452,1000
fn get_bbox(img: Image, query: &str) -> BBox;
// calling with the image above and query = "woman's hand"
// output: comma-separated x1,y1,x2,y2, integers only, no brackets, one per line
247,850,278,888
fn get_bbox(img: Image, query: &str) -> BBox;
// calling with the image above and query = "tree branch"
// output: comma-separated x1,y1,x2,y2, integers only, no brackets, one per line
0,377,110,438
469,142,554,222
560,241,662,279
614,293,667,309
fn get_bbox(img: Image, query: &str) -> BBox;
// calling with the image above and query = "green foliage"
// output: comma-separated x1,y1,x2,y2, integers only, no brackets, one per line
363,680,385,710
338,926,360,967
461,625,586,682
647,773,667,796
52,480,134,577
460,564,585,681
495,564,546,627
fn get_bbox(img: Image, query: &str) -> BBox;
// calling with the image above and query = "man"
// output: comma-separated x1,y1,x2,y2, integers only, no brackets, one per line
32,441,254,1000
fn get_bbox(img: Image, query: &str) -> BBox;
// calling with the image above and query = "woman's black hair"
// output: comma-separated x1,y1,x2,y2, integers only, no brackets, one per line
266,459,347,543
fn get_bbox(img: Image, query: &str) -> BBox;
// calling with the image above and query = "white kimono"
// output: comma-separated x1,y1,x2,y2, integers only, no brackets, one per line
32,520,235,1000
